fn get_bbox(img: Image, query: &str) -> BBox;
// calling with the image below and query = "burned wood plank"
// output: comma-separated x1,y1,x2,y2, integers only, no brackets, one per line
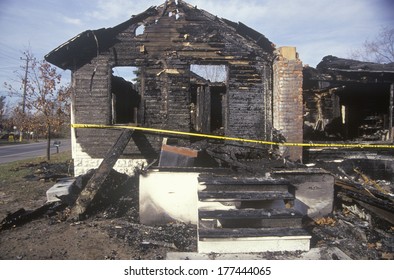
336,179,394,203
337,189,394,213
158,144,198,167
336,180,394,217
357,200,394,225
0,202,65,231
70,129,134,220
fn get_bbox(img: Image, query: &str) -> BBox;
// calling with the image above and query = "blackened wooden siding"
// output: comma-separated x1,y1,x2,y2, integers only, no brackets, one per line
56,1,275,160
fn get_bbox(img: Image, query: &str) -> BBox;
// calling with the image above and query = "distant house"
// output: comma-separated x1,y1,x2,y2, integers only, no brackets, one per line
45,0,303,176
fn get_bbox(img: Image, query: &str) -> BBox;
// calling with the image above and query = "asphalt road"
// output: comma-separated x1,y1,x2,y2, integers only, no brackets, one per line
0,139,71,164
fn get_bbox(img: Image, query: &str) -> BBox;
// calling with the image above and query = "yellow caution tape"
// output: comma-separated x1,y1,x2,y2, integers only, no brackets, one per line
71,123,394,149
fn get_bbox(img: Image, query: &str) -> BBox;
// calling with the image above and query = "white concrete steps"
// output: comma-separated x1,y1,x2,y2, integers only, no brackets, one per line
199,208,304,228
197,174,311,253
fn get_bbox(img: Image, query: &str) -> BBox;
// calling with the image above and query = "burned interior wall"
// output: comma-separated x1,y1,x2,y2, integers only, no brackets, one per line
303,56,394,142
338,83,391,140
46,0,277,175
303,87,342,139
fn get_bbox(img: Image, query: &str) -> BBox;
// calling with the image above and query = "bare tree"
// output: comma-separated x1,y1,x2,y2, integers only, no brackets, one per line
190,65,227,82
4,50,70,159
0,96,6,133
0,96,6,122
350,26,394,63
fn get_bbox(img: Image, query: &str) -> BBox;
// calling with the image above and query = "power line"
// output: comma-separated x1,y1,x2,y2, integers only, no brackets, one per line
0,52,20,61
0,44,21,58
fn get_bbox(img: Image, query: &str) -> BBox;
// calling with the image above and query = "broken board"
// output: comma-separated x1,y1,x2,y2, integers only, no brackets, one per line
70,129,134,220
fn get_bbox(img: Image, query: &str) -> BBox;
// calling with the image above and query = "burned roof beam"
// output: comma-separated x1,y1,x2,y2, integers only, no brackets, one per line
45,6,159,70
221,19,275,53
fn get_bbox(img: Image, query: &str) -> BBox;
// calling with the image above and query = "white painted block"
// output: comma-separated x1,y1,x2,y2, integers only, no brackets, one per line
139,170,199,225
46,179,75,203
273,168,335,218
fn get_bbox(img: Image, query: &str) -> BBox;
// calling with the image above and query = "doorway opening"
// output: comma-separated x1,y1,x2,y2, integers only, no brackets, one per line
190,65,227,134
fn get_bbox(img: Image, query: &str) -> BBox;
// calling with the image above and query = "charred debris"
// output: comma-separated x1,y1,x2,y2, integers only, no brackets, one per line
1,131,393,259
304,55,394,142
1,0,394,259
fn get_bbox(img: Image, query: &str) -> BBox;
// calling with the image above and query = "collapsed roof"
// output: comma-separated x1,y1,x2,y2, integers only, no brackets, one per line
305,55,394,88
45,0,275,70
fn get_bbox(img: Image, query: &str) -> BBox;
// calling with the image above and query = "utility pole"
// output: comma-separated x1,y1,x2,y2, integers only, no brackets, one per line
19,51,31,142
20,52,30,114
390,83,394,141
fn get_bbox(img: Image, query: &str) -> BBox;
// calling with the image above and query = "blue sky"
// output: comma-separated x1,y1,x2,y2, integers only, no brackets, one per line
1,0,393,101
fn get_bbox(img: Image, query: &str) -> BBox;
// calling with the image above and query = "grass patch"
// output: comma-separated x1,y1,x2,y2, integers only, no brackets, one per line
0,151,72,183
0,151,73,216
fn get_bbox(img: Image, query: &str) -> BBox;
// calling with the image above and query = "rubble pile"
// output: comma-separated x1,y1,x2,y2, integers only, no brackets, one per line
310,207,394,259
11,160,72,182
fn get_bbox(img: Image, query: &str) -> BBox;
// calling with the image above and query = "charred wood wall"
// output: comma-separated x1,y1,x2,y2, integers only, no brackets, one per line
70,1,275,166
303,89,341,137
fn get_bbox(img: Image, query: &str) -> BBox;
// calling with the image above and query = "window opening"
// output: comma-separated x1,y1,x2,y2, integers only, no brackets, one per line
111,66,141,124
190,65,227,83
135,25,145,36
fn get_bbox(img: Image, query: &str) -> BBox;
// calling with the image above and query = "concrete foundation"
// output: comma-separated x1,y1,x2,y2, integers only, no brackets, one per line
71,134,147,176
198,235,311,254
167,246,351,260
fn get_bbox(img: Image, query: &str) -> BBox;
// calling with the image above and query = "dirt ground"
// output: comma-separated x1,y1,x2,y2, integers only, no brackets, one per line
0,152,393,260
0,153,196,260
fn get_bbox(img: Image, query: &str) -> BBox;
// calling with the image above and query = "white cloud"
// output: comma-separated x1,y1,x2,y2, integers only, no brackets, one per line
1,0,393,72
63,16,82,26
187,0,392,66
85,0,163,22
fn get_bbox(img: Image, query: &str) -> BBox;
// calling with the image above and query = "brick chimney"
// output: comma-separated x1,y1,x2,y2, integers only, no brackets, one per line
273,46,303,162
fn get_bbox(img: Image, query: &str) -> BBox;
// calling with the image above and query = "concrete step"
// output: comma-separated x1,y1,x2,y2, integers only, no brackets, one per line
199,227,309,238
201,183,290,192
198,175,291,191
198,227,311,253
198,190,294,202
199,208,303,228
167,247,351,260
196,173,310,253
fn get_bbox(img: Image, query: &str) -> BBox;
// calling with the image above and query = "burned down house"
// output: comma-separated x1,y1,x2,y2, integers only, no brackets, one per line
45,0,305,174
301,56,394,229
42,0,341,254
303,55,394,142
